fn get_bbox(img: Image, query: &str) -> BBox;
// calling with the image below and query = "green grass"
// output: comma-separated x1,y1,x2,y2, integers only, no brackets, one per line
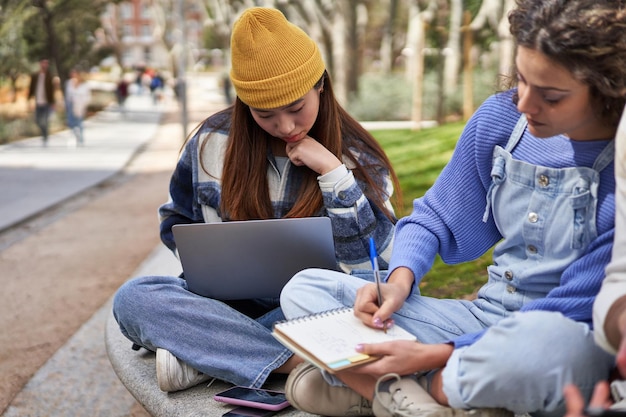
371,123,493,299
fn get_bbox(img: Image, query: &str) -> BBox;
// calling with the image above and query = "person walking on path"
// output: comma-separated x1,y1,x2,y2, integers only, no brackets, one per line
280,0,626,415
116,76,130,117
149,71,164,105
112,6,400,395
64,69,91,146
28,59,55,146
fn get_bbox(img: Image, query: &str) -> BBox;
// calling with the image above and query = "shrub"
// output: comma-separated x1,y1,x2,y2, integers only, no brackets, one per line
347,73,413,121
347,68,499,122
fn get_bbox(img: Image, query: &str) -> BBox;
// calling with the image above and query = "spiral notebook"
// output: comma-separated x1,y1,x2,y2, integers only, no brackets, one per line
272,307,417,373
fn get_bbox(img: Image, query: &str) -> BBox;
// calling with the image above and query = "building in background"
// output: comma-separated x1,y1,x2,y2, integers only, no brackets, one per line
97,0,205,71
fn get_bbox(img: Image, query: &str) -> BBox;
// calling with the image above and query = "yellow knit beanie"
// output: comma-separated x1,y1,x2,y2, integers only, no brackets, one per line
230,7,326,109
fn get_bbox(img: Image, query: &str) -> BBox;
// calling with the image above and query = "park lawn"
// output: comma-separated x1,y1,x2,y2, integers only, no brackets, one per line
371,123,493,299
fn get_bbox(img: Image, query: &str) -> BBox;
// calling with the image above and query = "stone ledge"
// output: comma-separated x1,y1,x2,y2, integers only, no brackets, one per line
104,309,314,416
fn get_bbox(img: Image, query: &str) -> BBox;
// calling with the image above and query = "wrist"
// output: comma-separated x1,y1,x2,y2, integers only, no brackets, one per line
319,159,348,177
387,267,414,296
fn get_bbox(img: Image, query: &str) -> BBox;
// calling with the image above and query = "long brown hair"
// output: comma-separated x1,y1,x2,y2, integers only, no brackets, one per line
192,71,401,222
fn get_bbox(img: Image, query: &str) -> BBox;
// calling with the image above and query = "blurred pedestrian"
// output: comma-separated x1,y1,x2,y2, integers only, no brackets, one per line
173,77,183,102
221,72,232,105
116,77,130,117
149,71,164,104
28,59,55,146
64,69,91,146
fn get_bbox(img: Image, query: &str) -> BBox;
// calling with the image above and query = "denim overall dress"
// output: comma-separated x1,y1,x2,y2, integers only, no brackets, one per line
477,115,615,312
441,115,616,414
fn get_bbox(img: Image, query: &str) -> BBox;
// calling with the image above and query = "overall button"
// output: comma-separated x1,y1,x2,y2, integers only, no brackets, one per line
506,285,516,293
504,271,514,281
338,191,347,199
527,245,538,254
528,212,538,223
538,175,550,187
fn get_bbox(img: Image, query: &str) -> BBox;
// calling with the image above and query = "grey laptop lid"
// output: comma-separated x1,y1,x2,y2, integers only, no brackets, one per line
172,217,339,300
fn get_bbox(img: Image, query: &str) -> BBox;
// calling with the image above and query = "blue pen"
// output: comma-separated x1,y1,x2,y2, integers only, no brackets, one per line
369,237,386,332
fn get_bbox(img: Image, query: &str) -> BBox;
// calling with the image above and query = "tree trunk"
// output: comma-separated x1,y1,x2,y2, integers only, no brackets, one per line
462,10,474,120
379,0,399,73
470,0,502,31
407,2,426,129
331,4,348,104
35,2,65,92
498,0,516,78
345,0,361,98
10,75,19,103
443,0,462,95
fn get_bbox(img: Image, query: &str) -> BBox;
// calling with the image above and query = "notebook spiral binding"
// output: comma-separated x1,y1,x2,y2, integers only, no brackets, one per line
275,306,353,325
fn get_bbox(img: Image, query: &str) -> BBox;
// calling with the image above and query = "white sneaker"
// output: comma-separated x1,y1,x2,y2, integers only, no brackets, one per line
155,348,211,392
373,373,513,417
285,362,373,416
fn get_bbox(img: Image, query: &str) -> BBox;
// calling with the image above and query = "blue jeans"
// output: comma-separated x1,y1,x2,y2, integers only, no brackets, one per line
112,275,293,388
66,104,84,144
35,104,50,141
71,118,84,144
280,269,615,416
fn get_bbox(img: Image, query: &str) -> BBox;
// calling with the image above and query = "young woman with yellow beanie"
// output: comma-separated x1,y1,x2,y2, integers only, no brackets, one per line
111,7,400,393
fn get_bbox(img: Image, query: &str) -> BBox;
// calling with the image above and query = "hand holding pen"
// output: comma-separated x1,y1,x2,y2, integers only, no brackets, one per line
369,237,387,333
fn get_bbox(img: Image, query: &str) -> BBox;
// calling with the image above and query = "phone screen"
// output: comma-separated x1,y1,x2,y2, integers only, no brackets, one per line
214,386,290,411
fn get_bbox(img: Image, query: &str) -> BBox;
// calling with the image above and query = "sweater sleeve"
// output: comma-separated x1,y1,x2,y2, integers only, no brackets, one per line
158,134,204,253
318,152,397,271
388,93,520,288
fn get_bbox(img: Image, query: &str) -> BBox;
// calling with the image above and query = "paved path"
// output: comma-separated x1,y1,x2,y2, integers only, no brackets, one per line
0,94,162,233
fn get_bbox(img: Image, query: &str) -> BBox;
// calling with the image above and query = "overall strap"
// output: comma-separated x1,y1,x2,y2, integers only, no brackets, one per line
504,114,527,152
482,114,527,222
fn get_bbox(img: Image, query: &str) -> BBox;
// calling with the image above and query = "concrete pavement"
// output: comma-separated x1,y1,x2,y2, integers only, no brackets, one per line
0,93,163,233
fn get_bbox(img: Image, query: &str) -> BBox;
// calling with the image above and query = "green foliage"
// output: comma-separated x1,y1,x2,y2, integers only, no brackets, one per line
22,0,110,79
371,124,492,299
0,1,32,80
437,67,500,116
348,67,499,122
347,73,412,121
371,122,464,215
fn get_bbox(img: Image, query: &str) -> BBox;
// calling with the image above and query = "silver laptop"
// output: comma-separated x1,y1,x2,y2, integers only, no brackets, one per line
172,217,339,300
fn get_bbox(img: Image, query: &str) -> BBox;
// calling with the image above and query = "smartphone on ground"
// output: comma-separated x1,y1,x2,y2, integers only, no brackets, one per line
214,386,290,411
222,405,277,417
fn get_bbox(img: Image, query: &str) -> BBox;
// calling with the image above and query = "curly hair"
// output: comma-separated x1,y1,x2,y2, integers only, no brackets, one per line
508,0,626,125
